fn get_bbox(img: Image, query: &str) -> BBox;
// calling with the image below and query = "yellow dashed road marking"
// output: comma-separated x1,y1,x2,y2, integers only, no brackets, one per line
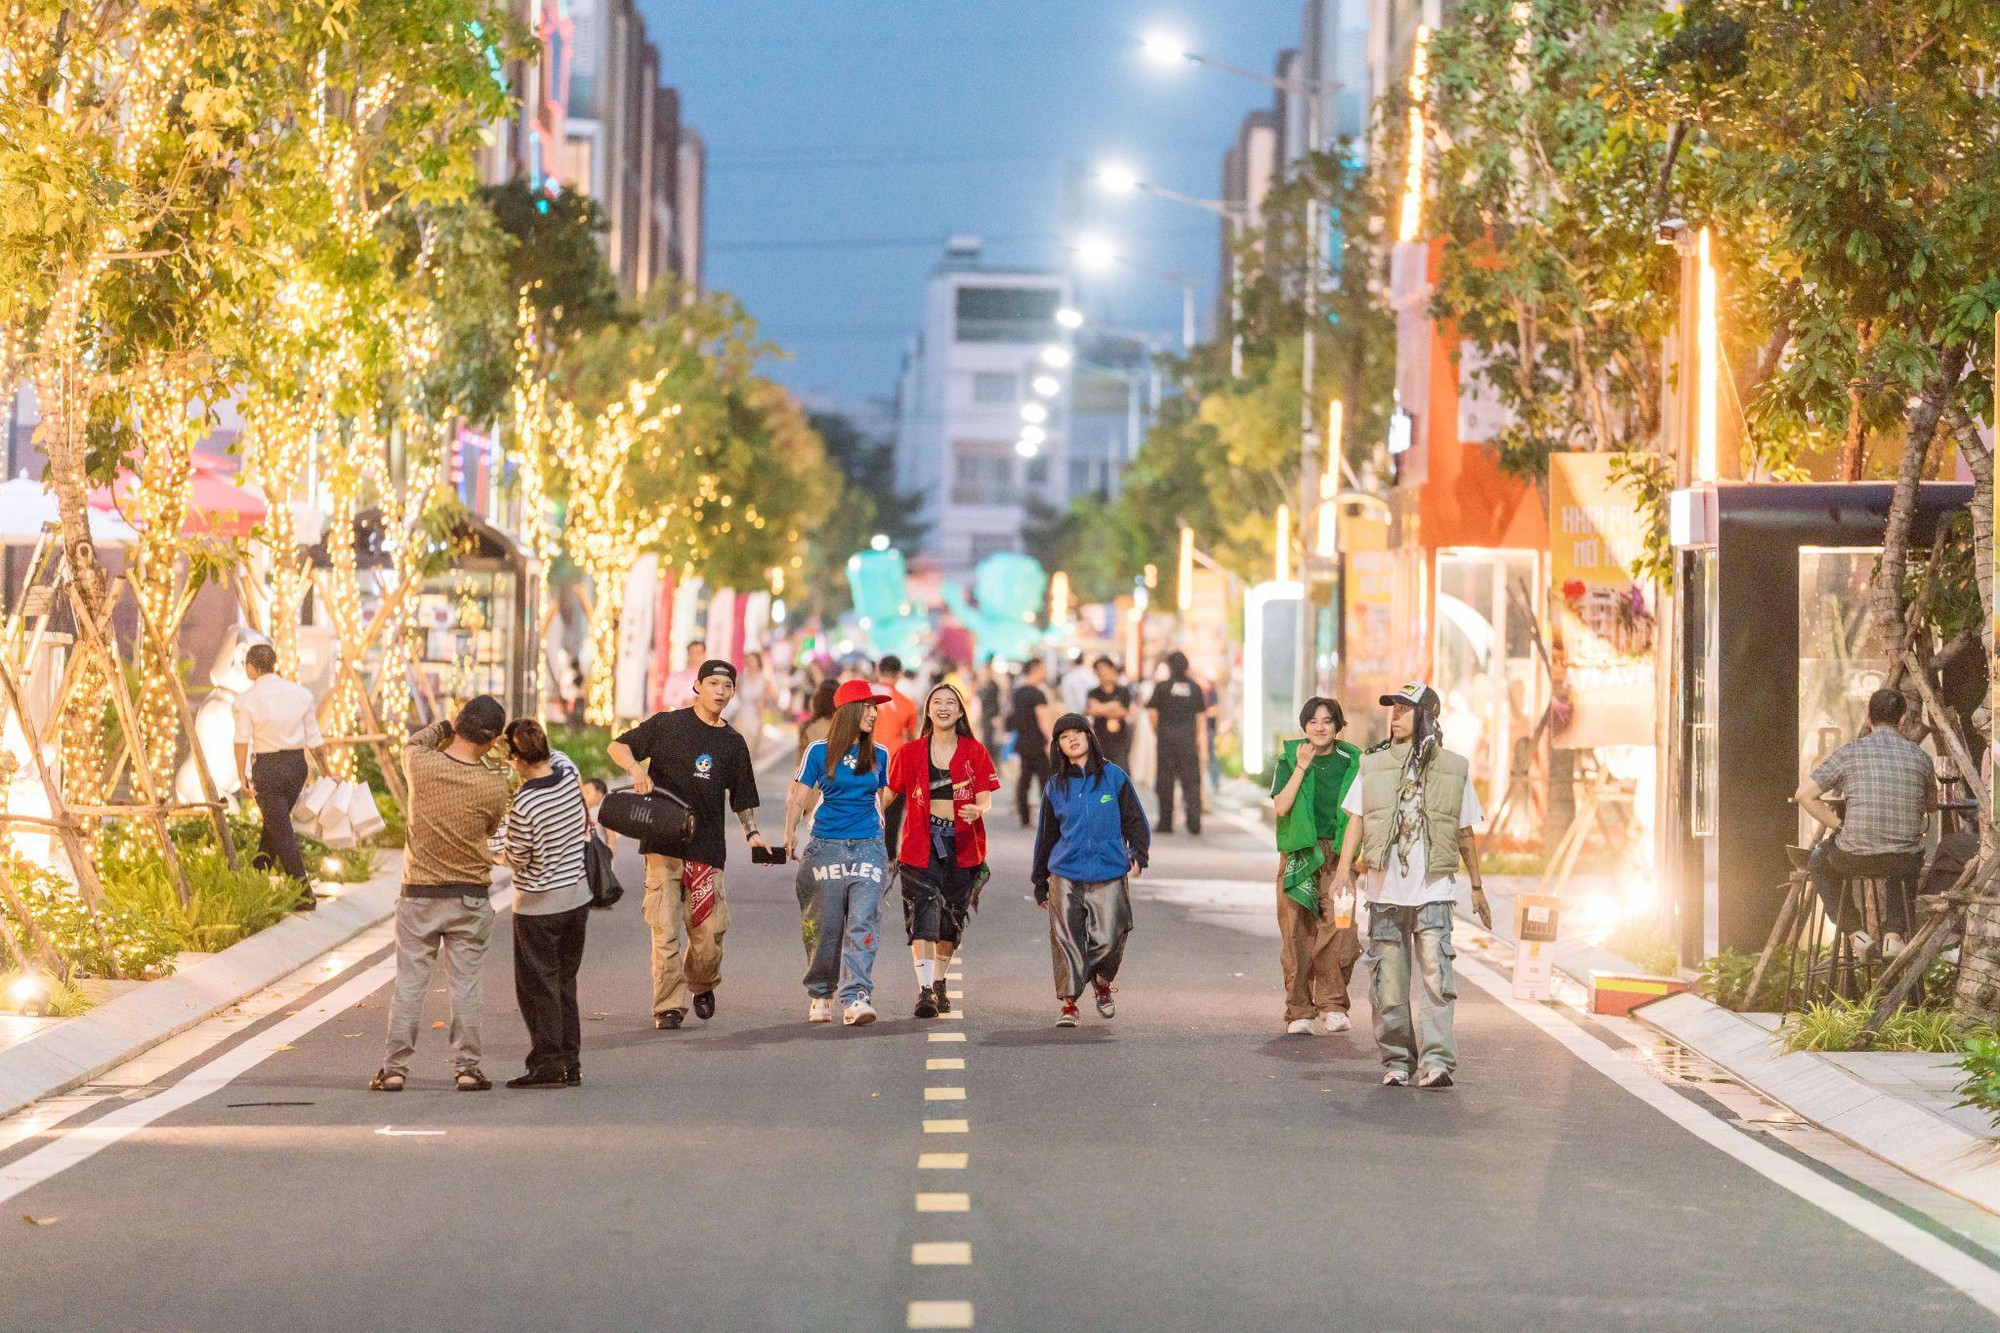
908,1300,974,1328
925,1086,966,1101
923,1118,969,1134
927,1057,966,1071
912,1242,972,1265
916,1192,970,1212
928,1032,966,1043
919,1152,968,1169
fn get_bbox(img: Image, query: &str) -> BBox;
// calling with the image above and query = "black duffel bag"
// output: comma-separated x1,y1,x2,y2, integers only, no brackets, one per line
597,787,696,857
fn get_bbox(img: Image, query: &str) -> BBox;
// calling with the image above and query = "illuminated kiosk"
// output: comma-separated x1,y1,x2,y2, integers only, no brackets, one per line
1243,580,1304,775
1663,481,1972,964
311,509,540,722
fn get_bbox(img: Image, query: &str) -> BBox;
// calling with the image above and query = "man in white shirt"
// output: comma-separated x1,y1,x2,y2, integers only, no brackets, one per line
232,644,326,906
660,638,707,712
1058,652,1095,716
1330,683,1490,1089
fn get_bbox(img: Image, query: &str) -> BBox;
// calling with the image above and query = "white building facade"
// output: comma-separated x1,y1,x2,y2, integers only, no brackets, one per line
893,238,1074,580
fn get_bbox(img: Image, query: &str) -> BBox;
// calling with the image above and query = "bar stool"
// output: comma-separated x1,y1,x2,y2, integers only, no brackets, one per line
1783,851,1924,1010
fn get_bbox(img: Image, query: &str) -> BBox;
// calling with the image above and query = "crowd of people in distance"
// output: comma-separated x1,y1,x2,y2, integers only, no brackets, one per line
361,642,1496,1095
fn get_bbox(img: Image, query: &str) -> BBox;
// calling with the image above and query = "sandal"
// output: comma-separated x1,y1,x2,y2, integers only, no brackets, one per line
455,1069,492,1092
368,1069,405,1093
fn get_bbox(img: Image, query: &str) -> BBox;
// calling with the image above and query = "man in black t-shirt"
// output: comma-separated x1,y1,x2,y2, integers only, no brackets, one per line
1085,656,1135,769
1009,659,1054,827
1146,651,1208,835
608,660,768,1029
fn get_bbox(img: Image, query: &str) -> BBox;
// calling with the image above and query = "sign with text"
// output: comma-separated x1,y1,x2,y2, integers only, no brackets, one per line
1549,452,1655,749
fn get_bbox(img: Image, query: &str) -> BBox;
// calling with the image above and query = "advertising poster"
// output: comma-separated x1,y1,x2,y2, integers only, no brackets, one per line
1342,548,1399,749
1549,452,1655,749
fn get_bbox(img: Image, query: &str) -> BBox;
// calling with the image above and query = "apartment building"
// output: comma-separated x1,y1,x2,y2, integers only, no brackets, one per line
893,238,1074,580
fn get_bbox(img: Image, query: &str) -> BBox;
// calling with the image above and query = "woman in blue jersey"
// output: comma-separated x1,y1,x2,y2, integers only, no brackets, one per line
785,678,895,1026
1031,713,1151,1027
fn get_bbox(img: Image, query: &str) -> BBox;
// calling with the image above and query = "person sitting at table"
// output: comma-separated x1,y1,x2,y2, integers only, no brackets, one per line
1794,688,1937,958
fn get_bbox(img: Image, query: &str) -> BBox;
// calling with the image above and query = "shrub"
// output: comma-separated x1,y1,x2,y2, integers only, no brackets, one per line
1778,997,1970,1054
98,845,299,954
545,723,618,783
0,857,181,980
1606,920,1680,977
1958,1037,2000,1125
1695,947,1794,1012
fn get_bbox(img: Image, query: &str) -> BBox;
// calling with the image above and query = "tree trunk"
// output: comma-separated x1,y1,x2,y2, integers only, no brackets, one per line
1946,402,1993,659
1837,320,1876,482
1870,346,1966,663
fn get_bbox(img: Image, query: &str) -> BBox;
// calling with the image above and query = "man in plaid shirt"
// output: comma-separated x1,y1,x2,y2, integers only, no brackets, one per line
1795,688,1937,956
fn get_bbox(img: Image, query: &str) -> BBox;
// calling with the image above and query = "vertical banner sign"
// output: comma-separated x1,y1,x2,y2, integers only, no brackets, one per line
1342,549,1399,748
615,555,659,723
1549,453,1656,749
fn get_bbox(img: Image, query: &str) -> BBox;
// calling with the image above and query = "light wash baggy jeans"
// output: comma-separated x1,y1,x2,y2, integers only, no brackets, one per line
795,836,888,1004
1366,900,1458,1076
383,893,494,1076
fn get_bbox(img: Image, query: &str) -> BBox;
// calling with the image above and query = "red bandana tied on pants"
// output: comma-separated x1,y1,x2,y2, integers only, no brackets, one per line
683,861,720,927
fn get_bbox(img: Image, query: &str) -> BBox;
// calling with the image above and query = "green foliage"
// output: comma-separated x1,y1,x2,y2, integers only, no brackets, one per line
481,178,619,352
545,724,619,784
100,828,299,953
0,858,181,981
1782,998,1971,1054
1695,947,1793,1012
1606,920,1680,977
1957,1036,2000,1125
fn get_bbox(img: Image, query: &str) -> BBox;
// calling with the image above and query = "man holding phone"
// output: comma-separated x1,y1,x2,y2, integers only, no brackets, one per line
608,660,768,1030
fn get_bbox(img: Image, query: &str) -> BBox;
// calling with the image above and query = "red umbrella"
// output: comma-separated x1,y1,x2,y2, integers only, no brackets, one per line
89,452,267,541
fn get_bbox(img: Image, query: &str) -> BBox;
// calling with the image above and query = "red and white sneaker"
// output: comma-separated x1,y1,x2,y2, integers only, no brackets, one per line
1093,983,1116,1018
1056,1000,1080,1027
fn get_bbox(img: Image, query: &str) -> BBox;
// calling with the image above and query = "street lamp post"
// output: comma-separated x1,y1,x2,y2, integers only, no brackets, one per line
1072,234,1199,354
1144,31,1340,702
1097,163,1247,378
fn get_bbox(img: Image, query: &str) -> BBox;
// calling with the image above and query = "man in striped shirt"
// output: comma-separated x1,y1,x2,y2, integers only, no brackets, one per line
492,719,592,1089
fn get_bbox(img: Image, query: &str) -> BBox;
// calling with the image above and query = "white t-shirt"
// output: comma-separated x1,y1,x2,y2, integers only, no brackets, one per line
1059,665,1095,715
1341,771,1484,907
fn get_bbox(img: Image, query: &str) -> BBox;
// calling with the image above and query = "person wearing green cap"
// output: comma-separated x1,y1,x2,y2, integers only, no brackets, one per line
1270,698,1362,1036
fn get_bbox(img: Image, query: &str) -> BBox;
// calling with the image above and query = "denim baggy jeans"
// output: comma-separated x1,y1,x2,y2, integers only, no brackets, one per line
1366,900,1458,1076
796,836,889,1004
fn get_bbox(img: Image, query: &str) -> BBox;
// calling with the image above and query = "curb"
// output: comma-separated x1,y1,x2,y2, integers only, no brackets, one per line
0,853,404,1121
1634,990,2000,1216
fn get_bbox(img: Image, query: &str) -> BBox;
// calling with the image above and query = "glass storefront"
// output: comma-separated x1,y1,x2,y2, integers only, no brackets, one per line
1434,548,1547,819
1796,547,1893,842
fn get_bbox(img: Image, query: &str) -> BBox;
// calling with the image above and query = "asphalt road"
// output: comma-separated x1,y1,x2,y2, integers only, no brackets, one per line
0,788,1991,1330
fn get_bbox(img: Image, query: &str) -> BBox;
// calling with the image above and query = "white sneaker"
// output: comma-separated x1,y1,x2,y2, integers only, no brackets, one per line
808,997,834,1024
1285,1018,1315,1035
842,997,877,1026
1849,930,1875,953
1318,1011,1351,1035
1883,933,1906,958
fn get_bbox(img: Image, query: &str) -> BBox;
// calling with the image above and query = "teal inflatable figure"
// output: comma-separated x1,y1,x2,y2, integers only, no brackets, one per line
943,552,1049,665
845,547,930,663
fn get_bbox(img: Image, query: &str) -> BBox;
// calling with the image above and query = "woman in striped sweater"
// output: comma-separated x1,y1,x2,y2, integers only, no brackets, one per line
491,719,592,1089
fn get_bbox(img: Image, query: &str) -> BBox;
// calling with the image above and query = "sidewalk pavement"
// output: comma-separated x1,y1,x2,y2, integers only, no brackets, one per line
1636,993,2000,1217
0,851,404,1121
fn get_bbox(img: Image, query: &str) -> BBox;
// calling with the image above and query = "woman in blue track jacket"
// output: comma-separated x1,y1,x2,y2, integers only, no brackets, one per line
1031,713,1151,1027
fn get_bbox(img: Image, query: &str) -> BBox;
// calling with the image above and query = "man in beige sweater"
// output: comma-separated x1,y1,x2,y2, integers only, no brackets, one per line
371,696,511,1093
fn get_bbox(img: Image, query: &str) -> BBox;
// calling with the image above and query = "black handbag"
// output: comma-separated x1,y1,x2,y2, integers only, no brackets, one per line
596,787,696,856
583,832,625,909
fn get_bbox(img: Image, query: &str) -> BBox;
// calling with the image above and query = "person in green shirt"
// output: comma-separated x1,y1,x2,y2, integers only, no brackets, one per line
1270,697,1362,1035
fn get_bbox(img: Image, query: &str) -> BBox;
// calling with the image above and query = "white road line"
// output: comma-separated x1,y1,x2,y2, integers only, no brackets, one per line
924,1087,966,1101
911,1242,972,1265
926,1058,966,1071
927,1032,966,1043
907,1300,975,1329
922,1119,969,1134
916,1191,970,1212
1454,952,2000,1314
0,958,396,1204
919,1152,968,1169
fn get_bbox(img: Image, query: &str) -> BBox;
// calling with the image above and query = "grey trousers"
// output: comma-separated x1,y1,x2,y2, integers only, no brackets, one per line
1047,876,1134,999
383,893,494,1076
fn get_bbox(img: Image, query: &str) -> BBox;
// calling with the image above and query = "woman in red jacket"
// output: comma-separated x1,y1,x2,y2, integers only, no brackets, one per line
887,683,998,1018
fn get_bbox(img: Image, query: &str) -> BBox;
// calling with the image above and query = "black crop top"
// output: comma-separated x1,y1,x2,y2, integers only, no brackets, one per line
928,760,954,800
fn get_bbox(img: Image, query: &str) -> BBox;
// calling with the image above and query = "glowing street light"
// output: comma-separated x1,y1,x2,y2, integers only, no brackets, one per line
1020,401,1049,425
1142,32,1189,65
1072,234,1119,271
1032,374,1061,398
870,533,891,551
1019,424,1047,446
1055,306,1085,330
1015,438,1042,459
1040,345,1074,369
1096,162,1140,195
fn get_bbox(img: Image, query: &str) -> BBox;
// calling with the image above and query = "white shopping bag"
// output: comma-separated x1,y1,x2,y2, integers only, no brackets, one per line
315,793,357,848
344,782,386,841
292,776,340,836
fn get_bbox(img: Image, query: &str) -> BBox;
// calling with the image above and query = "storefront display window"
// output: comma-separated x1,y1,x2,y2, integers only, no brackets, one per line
1797,547,1891,841
1434,548,1545,816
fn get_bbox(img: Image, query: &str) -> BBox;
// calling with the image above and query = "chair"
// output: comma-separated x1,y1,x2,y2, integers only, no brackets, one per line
1781,850,1924,1012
